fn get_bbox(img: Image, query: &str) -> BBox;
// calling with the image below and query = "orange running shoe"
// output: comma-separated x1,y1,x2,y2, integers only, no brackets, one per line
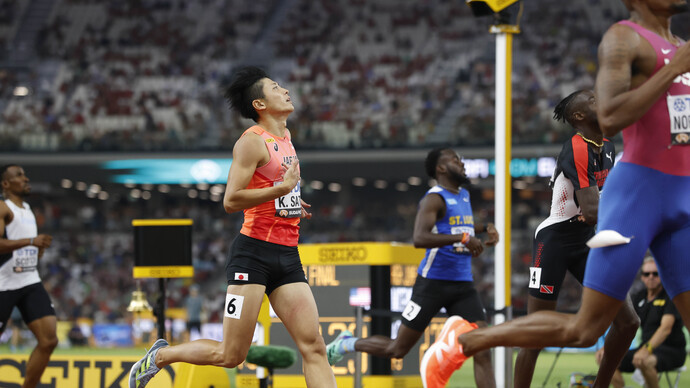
420,316,477,388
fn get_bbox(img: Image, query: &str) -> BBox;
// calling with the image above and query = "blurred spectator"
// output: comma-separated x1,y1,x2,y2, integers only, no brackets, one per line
184,284,203,342
8,307,24,352
67,317,87,347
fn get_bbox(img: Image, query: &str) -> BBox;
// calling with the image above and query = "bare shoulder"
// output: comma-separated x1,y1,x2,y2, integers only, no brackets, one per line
598,23,640,62
0,201,12,224
233,131,269,166
420,192,444,210
234,130,263,150
596,23,650,93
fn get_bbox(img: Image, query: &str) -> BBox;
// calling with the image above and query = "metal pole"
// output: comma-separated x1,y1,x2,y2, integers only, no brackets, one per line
354,306,363,388
157,278,166,340
369,266,391,375
490,23,518,388
505,303,513,385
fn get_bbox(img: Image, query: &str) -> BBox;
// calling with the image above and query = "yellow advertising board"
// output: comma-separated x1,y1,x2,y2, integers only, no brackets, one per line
0,355,229,388
0,355,176,388
298,242,424,266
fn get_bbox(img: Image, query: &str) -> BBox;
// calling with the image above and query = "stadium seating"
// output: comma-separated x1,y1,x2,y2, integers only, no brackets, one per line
6,0,686,151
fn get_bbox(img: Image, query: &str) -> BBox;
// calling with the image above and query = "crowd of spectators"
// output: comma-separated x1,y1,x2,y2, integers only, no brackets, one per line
0,0,24,45
2,0,673,152
2,0,277,151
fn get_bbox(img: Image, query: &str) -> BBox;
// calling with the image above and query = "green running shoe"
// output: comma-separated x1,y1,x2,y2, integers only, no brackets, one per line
128,338,169,388
326,330,353,365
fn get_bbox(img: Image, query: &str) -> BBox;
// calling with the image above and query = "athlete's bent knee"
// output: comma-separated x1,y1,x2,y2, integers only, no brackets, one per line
517,347,542,358
387,345,412,359
297,334,328,359
564,325,599,348
473,349,493,366
575,331,600,348
614,313,640,336
218,353,246,369
217,343,250,368
38,336,58,352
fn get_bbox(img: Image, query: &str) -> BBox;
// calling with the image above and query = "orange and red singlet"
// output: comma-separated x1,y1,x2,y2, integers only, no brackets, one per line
239,126,301,246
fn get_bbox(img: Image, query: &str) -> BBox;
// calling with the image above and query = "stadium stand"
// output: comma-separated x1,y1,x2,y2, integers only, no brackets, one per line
6,0,686,151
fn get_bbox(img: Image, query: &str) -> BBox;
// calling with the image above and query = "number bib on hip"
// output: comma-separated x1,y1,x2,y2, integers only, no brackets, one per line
13,246,38,273
529,267,542,289
224,293,244,320
667,94,690,145
274,181,302,218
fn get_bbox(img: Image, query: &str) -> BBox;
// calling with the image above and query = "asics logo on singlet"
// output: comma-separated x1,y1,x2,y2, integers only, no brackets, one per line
664,58,690,86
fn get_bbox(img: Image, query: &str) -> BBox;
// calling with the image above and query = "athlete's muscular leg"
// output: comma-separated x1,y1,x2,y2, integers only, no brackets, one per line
472,320,496,388
460,288,623,358
24,315,57,388
354,324,423,359
270,282,336,388
657,226,690,332
156,284,265,368
593,295,639,388
514,296,557,388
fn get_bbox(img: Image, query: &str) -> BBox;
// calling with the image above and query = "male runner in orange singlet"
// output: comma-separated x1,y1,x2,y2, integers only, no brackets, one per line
129,66,336,388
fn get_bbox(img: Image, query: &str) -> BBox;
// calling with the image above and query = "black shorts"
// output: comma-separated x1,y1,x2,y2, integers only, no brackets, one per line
401,276,487,332
225,234,307,295
529,220,594,301
0,282,55,335
618,345,687,373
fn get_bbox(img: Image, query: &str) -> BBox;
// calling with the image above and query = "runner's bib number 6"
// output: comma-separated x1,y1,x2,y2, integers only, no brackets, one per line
225,293,244,320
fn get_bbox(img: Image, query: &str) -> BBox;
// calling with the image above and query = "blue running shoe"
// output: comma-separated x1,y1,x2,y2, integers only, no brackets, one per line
326,330,353,365
128,338,169,388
